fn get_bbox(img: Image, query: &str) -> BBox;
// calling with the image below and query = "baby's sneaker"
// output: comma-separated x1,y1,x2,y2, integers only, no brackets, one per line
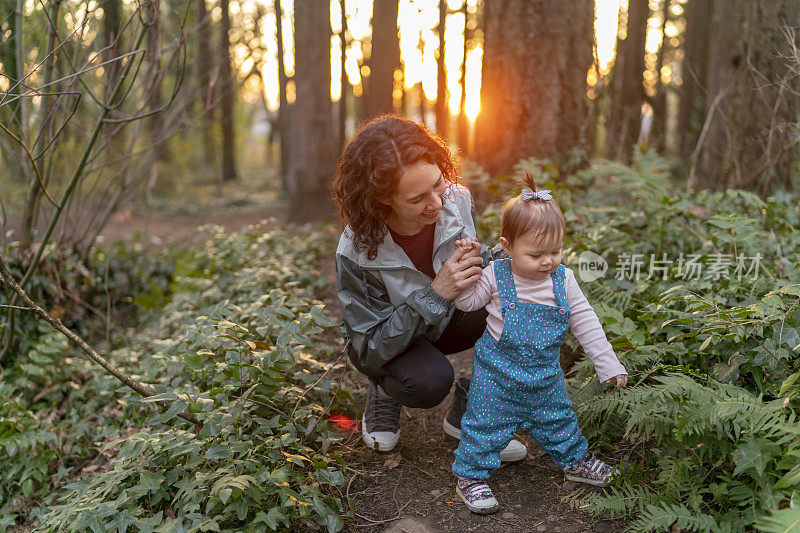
455,476,500,514
564,453,615,487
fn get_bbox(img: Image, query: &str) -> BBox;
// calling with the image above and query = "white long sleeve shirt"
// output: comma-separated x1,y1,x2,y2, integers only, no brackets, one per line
455,263,627,383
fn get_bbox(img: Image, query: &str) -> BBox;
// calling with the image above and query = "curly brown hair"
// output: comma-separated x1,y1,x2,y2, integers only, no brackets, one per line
331,114,459,260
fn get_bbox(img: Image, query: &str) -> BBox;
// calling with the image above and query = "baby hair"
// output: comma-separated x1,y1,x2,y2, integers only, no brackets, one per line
500,172,566,248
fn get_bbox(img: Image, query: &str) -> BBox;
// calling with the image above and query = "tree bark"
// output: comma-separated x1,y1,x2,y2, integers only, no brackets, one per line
435,0,448,140
219,0,237,181
196,0,215,165
0,0,20,139
364,0,399,119
473,0,594,176
456,0,470,154
677,0,712,160
695,0,800,193
605,0,648,162
102,0,123,101
651,0,671,152
147,0,168,164
287,0,335,222
339,0,349,149
275,0,290,184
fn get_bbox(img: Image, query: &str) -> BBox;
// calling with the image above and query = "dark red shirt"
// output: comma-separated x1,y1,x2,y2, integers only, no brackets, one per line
388,223,436,279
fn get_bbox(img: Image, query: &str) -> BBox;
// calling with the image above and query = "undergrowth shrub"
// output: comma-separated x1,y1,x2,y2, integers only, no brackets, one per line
1,221,354,532
472,150,800,532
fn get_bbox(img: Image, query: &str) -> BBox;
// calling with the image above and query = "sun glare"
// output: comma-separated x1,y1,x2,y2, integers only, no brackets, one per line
259,0,623,122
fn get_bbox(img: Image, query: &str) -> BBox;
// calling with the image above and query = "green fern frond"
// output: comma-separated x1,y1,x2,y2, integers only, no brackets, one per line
626,502,721,533
756,508,800,533
566,484,659,518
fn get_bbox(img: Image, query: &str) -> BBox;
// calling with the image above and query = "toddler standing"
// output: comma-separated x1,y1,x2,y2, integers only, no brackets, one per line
451,176,628,514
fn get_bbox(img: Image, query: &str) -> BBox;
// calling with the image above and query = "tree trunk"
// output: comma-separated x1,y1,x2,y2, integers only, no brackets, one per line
605,0,648,162
473,0,594,176
196,0,215,166
435,0,448,139
0,0,20,140
219,0,237,181
339,0,349,149
456,0,470,154
365,0,399,119
651,0,671,152
275,0,290,184
418,82,427,125
287,0,334,222
694,0,800,193
677,0,711,160
102,0,123,101
147,0,168,164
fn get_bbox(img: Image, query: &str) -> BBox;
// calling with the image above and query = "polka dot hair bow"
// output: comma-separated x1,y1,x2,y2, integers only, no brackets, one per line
521,188,553,202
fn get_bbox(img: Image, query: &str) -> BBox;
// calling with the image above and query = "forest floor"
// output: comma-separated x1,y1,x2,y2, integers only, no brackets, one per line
15,199,625,532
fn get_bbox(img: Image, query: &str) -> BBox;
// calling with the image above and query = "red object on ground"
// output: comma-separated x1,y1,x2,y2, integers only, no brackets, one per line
328,413,359,431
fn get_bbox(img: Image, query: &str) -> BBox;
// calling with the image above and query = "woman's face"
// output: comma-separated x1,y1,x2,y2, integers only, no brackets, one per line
383,161,447,234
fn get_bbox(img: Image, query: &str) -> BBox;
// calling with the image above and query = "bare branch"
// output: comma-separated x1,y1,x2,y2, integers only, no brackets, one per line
0,254,201,426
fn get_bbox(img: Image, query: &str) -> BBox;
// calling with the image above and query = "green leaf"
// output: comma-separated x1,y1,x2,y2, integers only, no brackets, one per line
138,470,165,493
0,514,18,533
140,392,177,403
778,285,800,297
756,507,800,533
776,464,800,490
204,445,232,460
314,314,338,328
732,439,775,479
255,508,286,530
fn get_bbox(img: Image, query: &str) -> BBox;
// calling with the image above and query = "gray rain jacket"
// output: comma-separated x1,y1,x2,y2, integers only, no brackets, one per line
335,184,499,374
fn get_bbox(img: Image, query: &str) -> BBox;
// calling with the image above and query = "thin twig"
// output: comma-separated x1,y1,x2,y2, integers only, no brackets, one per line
0,254,201,427
0,304,34,311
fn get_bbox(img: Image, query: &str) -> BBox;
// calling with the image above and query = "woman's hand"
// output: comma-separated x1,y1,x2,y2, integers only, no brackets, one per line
603,374,628,388
430,242,484,301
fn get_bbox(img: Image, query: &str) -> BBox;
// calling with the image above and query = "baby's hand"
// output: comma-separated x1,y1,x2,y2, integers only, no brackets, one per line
455,237,480,254
603,374,628,388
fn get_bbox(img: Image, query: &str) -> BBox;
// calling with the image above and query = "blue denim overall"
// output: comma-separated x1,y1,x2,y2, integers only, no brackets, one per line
452,260,588,479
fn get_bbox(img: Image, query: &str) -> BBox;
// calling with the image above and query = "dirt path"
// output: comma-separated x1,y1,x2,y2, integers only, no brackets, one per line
337,349,624,533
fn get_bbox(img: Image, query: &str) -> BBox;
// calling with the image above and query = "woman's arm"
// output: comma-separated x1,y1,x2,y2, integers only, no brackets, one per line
336,253,452,372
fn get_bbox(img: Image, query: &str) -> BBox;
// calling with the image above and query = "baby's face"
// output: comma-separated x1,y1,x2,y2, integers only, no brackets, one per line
501,232,563,281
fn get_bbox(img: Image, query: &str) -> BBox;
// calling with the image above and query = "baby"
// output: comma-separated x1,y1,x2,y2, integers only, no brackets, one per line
451,176,627,514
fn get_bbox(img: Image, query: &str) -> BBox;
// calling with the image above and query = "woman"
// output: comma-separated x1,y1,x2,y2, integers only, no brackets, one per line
331,115,526,461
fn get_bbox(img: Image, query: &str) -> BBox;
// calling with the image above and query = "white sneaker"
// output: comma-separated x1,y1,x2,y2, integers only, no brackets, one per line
443,418,527,462
362,381,401,452
455,477,500,514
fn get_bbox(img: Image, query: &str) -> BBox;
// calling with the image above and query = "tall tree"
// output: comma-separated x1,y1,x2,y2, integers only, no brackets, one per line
147,0,168,165
435,0,448,139
456,0,470,154
364,0,399,119
692,0,800,192
274,0,290,182
650,0,671,152
473,0,594,176
605,0,649,162
339,0,349,149
287,0,334,221
219,0,237,181
0,0,20,139
677,0,711,160
196,0,215,165
102,0,123,100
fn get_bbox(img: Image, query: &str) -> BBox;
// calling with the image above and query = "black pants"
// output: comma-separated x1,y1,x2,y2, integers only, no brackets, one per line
349,309,488,409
